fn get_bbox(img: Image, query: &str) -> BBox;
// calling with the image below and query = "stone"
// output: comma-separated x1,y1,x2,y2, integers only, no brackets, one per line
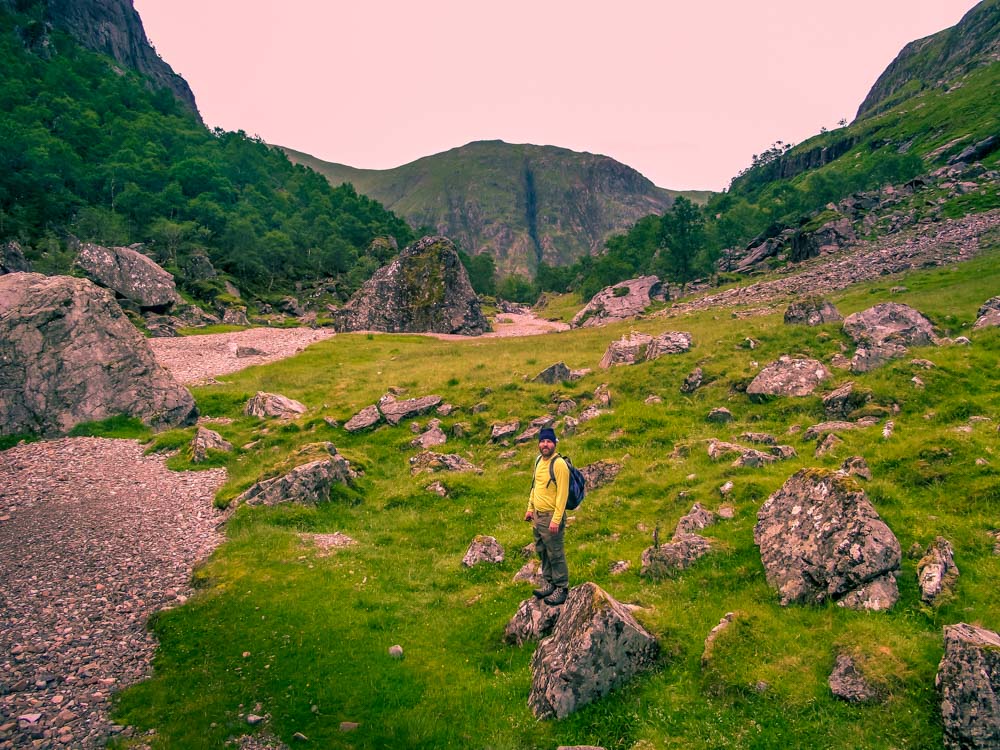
754,469,901,610
513,559,543,585
533,362,571,384
410,425,447,449
190,426,233,463
839,456,872,480
640,534,713,579
491,420,521,442
706,407,734,423
233,458,356,509
515,425,541,444
829,653,883,703
332,236,490,335
235,345,266,358
0,273,196,436
580,460,622,490
917,537,959,606
74,242,181,310
815,433,844,457
598,330,692,368
377,393,442,425
462,535,504,567
425,481,448,497
1,240,31,274
740,432,776,445
504,597,561,646
803,419,874,441
843,303,937,371
244,392,307,419
644,394,663,404
594,383,612,407
784,298,842,326
571,275,663,328
822,381,872,418
701,611,743,668
707,440,745,460
388,645,404,659
675,503,719,535
344,404,381,432
936,623,1000,749
609,560,631,575
789,216,856,261
528,582,659,719
681,366,704,393
409,451,482,475
221,306,250,326
746,357,831,400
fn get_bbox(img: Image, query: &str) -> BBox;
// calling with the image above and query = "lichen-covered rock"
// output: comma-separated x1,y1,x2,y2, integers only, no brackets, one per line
580,460,622,490
234,458,356,508
571,275,663,328
917,537,959,606
410,424,447,449
829,653,883,703
681,367,703,393
409,451,483,475
0,240,30,275
191,426,232,463
344,404,381,432
244,392,307,419
332,236,490,335
701,611,743,668
706,407,734,423
973,296,1000,330
746,357,831,400
533,362,571,384
675,503,719,535
640,534,713,579
377,393,442,425
462,535,504,567
0,273,196,436
839,455,872,480
74,242,181,310
221,306,250,326
491,420,521,442
754,469,901,610
936,623,1000,749
843,302,937,372
598,331,692,368
784,298,843,326
822,381,872,418
504,597,561,646
528,582,659,719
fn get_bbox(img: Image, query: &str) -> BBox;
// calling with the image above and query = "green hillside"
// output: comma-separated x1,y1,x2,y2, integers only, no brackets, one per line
111,239,1000,749
280,140,695,280
0,4,414,305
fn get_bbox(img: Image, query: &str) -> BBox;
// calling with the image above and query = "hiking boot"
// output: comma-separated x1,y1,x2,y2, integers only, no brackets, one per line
533,582,556,599
543,587,568,606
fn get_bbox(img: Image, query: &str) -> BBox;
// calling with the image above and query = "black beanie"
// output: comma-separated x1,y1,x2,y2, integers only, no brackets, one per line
538,427,557,443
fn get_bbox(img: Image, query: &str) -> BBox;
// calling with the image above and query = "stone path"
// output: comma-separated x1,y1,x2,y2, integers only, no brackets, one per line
0,439,226,749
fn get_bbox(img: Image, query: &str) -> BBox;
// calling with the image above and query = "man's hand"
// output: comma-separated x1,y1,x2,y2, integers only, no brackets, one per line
524,510,533,521
548,522,559,534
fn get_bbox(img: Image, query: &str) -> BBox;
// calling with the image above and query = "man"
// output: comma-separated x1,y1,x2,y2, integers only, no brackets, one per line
524,426,569,606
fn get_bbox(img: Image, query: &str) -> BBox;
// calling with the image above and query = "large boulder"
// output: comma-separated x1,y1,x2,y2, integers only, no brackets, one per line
461,535,504,567
233,457,356,508
74,242,181,311
244,392,307,419
504,597,561,646
408,451,482,475
571,275,663,328
0,273,196,436
1,240,30,275
528,582,659,719
789,216,856,261
754,469,901,610
598,331,692,368
784,298,842,326
973,296,1000,330
746,357,831,400
842,303,937,372
936,623,1000,749
377,393,442,425
332,236,490,335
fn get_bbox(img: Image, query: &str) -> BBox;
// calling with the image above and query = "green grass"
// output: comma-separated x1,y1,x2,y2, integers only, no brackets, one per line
67,415,152,440
175,324,253,336
112,245,1000,749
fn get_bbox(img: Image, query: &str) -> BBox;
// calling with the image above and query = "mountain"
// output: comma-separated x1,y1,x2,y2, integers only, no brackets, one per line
0,0,199,118
280,140,700,279
855,0,1000,120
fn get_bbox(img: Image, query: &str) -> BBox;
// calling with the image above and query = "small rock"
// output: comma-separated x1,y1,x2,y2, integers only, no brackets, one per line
388,645,404,659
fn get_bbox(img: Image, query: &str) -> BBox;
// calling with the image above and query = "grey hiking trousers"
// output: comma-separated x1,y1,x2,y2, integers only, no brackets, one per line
532,512,568,588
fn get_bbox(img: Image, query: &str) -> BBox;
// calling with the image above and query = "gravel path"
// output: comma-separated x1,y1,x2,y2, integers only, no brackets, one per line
0,439,226,749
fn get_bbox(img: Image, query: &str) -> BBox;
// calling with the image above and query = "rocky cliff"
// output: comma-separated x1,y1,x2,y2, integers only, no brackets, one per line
855,0,1000,120
1,0,199,117
282,140,680,279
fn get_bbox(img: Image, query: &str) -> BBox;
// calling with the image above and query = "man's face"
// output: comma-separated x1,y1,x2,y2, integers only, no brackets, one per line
538,438,555,457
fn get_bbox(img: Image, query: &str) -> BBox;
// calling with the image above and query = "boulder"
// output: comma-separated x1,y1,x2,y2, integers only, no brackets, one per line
533,362,571,384
973,296,1000,330
571,275,663,328
580,460,622,490
528,582,659,719
675,503,718,535
746,357,831,400
491,420,521,442
244,392,307,419
754,469,901,610
843,303,937,372
462,535,504,567
789,216,856,261
839,455,872,481
706,407,734,423
917,537,959,606
640,533,713,579
936,623,1000,749
377,393,442,425
681,367,703,393
0,273,196,436
803,418,878,441
233,458,356,508
410,424,447,449
183,251,216,281
701,611,743,669
593,383,613,407
784,298,843,326
822,381,872,418
598,331,692,368
829,653,883,703
504,597,561,646
409,451,482,475
221,306,251,326
191,426,233,463
344,405,382,432
74,242,181,311
0,240,30,274
332,236,490,335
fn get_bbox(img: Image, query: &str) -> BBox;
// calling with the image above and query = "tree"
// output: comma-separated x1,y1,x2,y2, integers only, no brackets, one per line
656,196,705,288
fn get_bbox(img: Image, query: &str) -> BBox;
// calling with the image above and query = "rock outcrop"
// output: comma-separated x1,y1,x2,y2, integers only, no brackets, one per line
0,273,196,436
598,331,692,368
461,536,504,567
917,537,960,606
571,275,664,328
784,298,842,326
843,302,937,372
528,582,659,719
332,236,490,335
408,451,482,475
746,357,831,400
232,456,356,509
504,598,561,646
974,295,1000,329
244,392,307,419
936,623,1000,750
377,393,442,425
829,653,883,703
74,242,181,311
190,426,232,463
1,241,30,275
754,469,901,610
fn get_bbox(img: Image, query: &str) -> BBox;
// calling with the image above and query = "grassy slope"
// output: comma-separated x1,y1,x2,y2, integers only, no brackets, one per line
112,236,1000,749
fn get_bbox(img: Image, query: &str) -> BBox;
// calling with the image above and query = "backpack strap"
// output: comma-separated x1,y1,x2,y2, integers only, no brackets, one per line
546,454,565,488
531,454,542,491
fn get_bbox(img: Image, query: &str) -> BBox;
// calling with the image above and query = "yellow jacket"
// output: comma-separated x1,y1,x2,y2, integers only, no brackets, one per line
527,454,570,526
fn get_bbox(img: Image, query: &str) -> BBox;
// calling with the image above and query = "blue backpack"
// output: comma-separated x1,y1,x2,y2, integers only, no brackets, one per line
533,454,587,510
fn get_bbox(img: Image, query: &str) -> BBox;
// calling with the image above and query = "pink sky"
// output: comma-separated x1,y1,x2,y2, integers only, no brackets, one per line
133,0,981,191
